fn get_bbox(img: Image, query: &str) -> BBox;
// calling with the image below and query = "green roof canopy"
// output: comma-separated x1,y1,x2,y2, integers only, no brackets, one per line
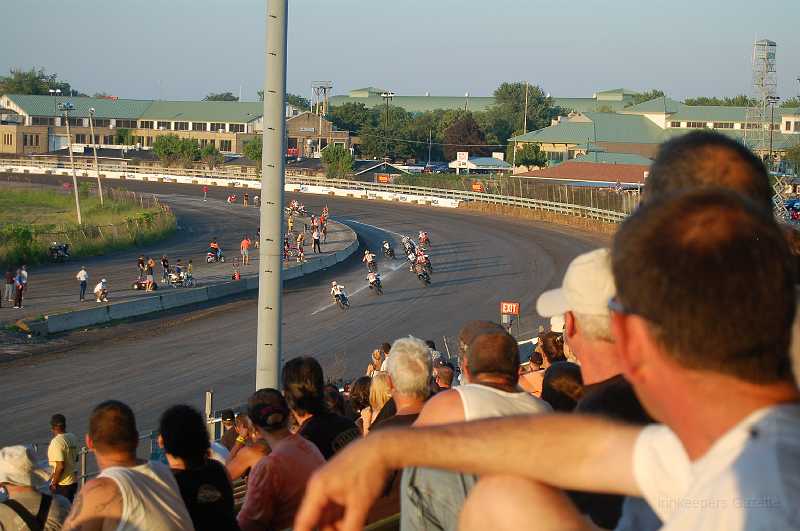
3,94,152,119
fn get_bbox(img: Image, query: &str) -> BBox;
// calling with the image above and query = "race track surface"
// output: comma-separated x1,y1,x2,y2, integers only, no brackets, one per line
0,176,605,447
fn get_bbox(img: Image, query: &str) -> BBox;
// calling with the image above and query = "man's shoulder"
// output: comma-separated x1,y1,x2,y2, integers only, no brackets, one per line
577,375,652,425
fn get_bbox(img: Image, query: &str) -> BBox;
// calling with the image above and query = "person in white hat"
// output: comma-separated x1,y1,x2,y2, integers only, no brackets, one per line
0,445,72,529
536,248,656,529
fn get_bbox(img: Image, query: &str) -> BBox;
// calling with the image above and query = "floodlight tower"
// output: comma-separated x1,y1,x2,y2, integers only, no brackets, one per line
744,39,788,218
312,81,332,156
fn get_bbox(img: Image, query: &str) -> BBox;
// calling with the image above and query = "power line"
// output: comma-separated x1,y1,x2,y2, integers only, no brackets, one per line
356,131,506,148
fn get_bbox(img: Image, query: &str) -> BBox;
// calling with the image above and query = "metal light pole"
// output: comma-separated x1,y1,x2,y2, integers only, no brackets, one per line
255,0,288,390
61,102,83,225
88,108,104,206
767,96,780,171
380,91,394,161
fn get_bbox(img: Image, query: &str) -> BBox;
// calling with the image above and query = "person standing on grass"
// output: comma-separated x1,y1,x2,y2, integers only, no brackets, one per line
240,235,252,266
4,268,14,304
12,268,23,309
76,266,88,302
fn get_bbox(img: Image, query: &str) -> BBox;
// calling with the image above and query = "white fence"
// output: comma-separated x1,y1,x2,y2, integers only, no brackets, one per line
1,158,630,223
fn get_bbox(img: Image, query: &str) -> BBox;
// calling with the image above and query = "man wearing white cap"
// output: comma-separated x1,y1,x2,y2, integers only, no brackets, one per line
0,445,71,529
536,248,656,529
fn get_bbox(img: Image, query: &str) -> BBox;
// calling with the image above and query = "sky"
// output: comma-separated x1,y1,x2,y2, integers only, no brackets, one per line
2,0,799,103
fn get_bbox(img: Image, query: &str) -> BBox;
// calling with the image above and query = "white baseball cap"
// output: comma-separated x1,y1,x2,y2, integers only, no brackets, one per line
0,446,49,488
537,248,616,318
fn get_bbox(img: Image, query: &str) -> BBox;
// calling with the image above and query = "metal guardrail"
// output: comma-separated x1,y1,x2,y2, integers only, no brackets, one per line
2,158,631,223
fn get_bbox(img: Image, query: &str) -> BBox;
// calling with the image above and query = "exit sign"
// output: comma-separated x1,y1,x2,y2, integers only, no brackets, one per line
500,301,520,315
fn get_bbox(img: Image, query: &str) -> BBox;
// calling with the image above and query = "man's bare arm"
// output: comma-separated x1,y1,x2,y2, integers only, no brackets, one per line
50,461,65,490
295,413,642,531
413,389,464,427
63,477,122,531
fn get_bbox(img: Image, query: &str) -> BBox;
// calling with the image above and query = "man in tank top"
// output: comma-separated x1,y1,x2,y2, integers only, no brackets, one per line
62,401,194,531
400,324,551,530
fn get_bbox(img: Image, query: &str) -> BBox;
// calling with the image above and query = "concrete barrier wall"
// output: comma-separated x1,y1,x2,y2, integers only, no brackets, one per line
206,281,249,300
108,296,164,321
160,287,210,310
45,306,111,334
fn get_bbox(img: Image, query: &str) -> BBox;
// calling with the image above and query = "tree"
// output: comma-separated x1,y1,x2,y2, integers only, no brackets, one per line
204,92,238,101
115,128,134,145
785,143,800,175
243,138,262,164
0,67,79,96
442,113,491,161
152,135,200,167
782,97,800,108
507,142,547,168
321,144,354,178
256,91,311,111
683,95,757,106
287,93,311,111
200,144,223,168
327,102,377,134
628,89,665,106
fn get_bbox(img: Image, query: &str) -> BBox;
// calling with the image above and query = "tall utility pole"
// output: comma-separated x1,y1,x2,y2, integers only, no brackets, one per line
61,103,82,225
255,0,288,390
88,108,104,206
427,129,432,166
512,82,530,171
380,91,394,160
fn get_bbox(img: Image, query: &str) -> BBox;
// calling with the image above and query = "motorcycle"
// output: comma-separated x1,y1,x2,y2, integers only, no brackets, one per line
419,235,430,251
285,205,308,217
48,242,70,263
368,275,383,295
168,271,195,288
415,264,431,287
382,242,395,259
333,292,350,310
132,278,159,291
206,249,225,263
366,259,378,273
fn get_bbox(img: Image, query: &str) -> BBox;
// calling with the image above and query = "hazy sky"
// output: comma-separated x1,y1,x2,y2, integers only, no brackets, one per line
3,0,799,102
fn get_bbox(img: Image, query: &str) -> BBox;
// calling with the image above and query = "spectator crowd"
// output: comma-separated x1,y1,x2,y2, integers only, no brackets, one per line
1,131,799,530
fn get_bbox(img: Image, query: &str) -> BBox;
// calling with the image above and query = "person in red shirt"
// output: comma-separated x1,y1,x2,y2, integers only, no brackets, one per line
237,389,325,531
240,235,252,266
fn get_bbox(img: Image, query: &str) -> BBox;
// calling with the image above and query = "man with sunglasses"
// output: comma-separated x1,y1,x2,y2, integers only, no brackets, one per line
294,189,800,531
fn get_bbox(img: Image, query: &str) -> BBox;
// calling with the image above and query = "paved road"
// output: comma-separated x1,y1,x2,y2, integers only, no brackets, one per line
0,176,606,447
0,175,353,324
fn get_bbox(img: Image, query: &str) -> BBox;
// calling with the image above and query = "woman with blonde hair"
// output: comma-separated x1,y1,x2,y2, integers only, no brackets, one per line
366,349,383,376
362,371,392,436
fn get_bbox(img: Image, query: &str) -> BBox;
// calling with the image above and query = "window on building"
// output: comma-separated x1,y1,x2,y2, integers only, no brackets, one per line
23,134,28,146
35,135,40,146
686,122,707,129
146,136,153,146
794,121,800,132
199,139,208,147
229,123,245,133
786,121,792,131
210,123,226,132
191,122,207,131
116,119,137,128
219,139,232,151
93,118,110,128
103,135,113,144
712,122,734,129
68,117,84,127
75,133,87,143
157,121,171,130
139,120,154,129
174,121,189,131
670,121,681,128
32,116,55,126
742,122,760,130
545,151,564,163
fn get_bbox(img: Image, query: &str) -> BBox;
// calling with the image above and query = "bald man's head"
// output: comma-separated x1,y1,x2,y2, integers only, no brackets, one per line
458,320,506,357
645,130,772,212
466,330,521,383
